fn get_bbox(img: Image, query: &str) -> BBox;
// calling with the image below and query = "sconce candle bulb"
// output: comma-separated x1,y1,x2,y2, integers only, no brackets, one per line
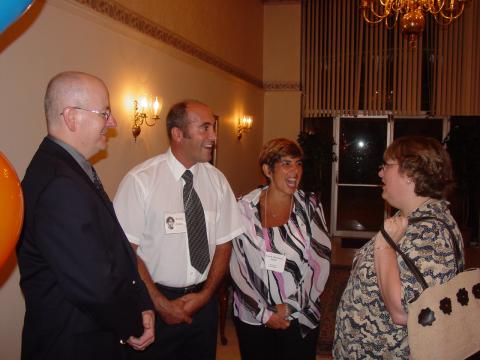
140,97,148,112
237,115,253,140
153,97,160,119
132,95,162,141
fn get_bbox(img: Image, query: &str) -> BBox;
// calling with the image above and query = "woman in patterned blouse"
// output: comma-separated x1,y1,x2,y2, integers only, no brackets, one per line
229,138,331,360
333,136,464,359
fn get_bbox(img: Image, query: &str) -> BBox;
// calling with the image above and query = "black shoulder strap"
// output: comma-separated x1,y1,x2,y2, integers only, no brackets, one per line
380,216,463,291
380,226,429,290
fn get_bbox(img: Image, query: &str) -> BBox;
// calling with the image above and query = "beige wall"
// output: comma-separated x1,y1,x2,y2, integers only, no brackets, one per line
264,91,301,142
114,0,264,81
0,0,264,358
263,2,300,81
263,2,301,143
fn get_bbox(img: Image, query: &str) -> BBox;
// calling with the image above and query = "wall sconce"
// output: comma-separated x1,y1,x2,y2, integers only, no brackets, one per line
237,115,253,140
132,96,161,141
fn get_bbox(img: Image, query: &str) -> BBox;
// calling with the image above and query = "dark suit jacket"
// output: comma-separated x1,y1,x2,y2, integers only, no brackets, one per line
17,137,153,360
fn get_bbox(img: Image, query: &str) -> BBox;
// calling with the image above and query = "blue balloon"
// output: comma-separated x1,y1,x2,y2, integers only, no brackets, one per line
0,0,35,33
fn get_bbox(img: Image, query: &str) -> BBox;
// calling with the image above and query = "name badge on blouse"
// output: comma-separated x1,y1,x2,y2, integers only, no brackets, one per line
164,212,187,234
265,252,286,273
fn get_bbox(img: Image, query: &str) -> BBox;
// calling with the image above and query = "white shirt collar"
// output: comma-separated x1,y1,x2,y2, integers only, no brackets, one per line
166,147,199,181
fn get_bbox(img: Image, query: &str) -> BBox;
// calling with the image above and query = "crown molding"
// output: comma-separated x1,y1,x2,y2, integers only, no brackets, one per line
263,81,301,91
263,0,301,5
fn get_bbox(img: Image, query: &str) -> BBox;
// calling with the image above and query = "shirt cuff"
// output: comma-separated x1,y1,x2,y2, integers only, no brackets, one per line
257,307,275,324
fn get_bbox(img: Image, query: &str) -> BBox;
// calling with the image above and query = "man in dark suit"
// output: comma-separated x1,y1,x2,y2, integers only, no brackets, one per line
17,71,155,360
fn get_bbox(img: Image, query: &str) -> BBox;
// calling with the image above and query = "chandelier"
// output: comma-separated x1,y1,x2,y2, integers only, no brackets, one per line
360,0,471,45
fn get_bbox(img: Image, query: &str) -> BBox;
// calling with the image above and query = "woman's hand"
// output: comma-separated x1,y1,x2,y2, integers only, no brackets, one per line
265,304,291,330
376,216,408,248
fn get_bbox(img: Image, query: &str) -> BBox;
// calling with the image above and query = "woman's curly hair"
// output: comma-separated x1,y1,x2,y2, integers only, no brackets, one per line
384,136,454,199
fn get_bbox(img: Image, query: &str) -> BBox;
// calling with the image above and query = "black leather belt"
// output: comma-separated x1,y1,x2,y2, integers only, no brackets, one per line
155,281,205,295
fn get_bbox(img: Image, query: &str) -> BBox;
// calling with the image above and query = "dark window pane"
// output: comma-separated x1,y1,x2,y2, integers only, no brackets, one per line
339,118,387,184
337,186,384,232
394,118,443,140
300,117,334,227
446,116,480,243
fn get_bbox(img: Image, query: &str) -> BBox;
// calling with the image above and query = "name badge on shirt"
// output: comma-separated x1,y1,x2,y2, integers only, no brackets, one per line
265,252,286,273
164,212,187,234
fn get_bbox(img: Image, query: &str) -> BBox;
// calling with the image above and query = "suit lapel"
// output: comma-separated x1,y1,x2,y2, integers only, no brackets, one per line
39,138,138,267
40,138,116,213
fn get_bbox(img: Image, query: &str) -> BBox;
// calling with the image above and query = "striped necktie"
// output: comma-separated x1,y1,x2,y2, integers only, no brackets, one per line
91,166,110,201
182,170,209,274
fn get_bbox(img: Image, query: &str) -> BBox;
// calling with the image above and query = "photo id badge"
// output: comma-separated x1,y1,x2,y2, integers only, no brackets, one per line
164,212,187,234
264,252,286,273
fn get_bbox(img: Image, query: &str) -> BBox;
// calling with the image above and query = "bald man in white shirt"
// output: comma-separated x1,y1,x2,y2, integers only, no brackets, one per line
114,100,244,360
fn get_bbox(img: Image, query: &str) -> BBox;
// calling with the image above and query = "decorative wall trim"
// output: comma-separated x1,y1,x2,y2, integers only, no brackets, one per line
72,0,263,88
263,81,301,91
263,0,301,4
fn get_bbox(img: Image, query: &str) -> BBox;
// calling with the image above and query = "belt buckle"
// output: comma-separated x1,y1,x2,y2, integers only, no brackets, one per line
184,284,195,294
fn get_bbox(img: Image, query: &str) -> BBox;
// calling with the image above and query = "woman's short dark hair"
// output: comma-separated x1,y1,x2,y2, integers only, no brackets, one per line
384,136,454,199
259,138,303,177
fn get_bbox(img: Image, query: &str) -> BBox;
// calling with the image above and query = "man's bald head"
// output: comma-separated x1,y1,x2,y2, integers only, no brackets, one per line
44,71,106,131
43,71,116,159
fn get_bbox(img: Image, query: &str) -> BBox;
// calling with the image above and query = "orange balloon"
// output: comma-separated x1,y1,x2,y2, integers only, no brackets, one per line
0,151,23,268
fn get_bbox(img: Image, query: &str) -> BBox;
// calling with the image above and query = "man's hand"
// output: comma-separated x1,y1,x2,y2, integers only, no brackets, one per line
127,310,155,351
265,304,291,330
154,296,192,325
180,292,209,317
129,244,192,325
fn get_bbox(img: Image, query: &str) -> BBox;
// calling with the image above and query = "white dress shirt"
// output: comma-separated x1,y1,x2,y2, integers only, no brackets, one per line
114,148,244,287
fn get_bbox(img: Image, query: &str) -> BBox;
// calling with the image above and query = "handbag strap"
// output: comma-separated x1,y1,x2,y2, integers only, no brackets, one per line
380,216,463,291
380,226,429,290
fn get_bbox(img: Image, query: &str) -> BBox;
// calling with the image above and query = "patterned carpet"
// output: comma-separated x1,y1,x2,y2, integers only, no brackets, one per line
317,265,351,354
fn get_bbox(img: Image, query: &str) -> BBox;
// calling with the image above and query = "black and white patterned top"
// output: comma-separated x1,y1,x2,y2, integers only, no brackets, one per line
333,200,464,359
230,187,332,337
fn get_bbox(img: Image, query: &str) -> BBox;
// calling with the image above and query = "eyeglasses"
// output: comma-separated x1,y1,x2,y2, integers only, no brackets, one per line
378,161,399,171
60,106,112,121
